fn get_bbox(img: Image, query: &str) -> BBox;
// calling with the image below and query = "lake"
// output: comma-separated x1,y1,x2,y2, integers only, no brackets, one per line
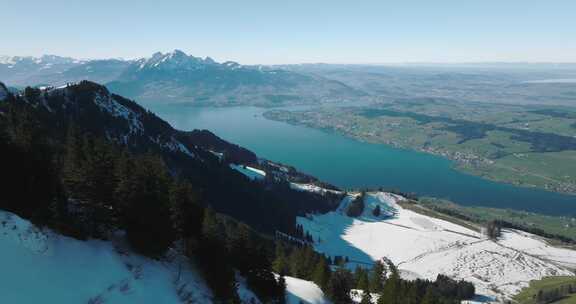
144,103,576,216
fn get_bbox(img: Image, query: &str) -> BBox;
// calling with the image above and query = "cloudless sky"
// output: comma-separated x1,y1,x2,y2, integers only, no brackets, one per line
1,0,575,64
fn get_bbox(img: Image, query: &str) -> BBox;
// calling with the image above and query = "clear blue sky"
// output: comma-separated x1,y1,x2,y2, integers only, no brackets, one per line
1,0,575,64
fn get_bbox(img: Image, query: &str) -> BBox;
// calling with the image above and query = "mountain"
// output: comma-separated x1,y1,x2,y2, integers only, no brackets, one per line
1,51,365,106
0,80,340,234
0,55,84,86
106,49,366,106
10,80,563,303
0,80,343,303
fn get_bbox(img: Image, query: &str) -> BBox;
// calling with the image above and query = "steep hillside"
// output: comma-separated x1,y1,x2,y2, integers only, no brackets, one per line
0,210,212,303
0,80,484,304
0,80,340,234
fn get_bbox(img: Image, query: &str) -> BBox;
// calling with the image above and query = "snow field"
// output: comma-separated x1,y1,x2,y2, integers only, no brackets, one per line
0,210,212,304
297,192,576,302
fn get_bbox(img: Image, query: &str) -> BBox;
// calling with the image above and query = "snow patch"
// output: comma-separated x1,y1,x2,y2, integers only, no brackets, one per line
93,92,144,135
230,164,266,181
290,183,343,195
284,276,329,304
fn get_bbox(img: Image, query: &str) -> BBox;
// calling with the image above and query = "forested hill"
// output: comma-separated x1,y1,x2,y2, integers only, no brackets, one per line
0,80,477,304
0,80,341,235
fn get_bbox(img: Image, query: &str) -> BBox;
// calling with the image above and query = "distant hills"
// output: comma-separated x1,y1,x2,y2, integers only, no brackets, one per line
0,50,364,106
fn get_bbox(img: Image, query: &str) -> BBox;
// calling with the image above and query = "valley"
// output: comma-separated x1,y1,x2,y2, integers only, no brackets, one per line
1,80,575,304
4,1,576,303
264,99,576,196
143,103,576,217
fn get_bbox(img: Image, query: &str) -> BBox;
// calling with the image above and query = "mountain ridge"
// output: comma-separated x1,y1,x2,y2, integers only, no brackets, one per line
1,51,366,106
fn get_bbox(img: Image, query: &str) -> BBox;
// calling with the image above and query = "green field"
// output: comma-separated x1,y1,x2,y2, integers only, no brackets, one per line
417,198,576,244
265,99,576,195
513,276,576,304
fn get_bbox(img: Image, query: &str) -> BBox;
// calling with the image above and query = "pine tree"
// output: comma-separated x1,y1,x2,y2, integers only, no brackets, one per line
311,257,330,290
355,266,370,291
372,205,381,217
421,286,437,304
273,241,289,275
169,181,203,238
326,267,353,304
360,291,372,304
369,261,385,293
378,271,400,304
62,123,86,199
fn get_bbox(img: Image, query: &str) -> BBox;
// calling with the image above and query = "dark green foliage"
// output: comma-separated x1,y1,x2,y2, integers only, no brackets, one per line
534,282,576,304
326,267,354,304
311,257,331,291
369,261,386,293
0,101,61,223
372,205,381,217
354,266,370,291
379,270,401,304
485,220,502,239
359,292,372,304
346,192,365,217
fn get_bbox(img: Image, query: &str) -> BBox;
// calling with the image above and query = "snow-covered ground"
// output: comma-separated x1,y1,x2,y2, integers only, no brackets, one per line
230,164,266,180
298,192,576,302
285,276,329,304
0,209,332,304
0,210,212,304
290,182,343,195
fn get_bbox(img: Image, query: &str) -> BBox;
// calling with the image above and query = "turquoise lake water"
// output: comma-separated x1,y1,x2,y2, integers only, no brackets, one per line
144,103,575,216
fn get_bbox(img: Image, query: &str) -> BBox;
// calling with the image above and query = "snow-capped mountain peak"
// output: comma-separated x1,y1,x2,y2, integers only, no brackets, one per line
133,50,241,72
0,55,82,66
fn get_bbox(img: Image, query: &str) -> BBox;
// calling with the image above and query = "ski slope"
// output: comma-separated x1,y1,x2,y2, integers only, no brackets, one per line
297,191,576,302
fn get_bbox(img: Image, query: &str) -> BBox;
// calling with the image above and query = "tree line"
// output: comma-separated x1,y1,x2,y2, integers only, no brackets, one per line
0,101,285,303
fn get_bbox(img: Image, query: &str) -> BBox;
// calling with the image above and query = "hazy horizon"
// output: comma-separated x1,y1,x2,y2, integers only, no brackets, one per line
2,0,576,64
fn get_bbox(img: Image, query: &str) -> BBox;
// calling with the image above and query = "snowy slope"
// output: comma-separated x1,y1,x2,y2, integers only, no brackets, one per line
230,164,266,181
0,210,212,304
297,192,576,302
285,276,330,304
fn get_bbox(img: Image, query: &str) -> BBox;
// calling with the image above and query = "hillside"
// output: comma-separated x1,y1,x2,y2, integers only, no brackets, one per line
0,209,333,304
296,190,576,302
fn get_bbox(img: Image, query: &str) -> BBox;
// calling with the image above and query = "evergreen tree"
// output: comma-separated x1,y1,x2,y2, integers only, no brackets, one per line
359,291,372,304
62,122,85,198
421,286,437,304
273,241,289,275
354,266,370,291
169,181,203,238
372,205,381,217
378,271,400,304
311,257,331,290
369,261,385,293
326,267,354,304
